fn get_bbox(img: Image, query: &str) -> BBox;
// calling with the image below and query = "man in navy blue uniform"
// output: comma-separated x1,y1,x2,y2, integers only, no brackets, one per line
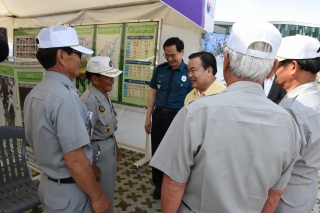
144,37,192,200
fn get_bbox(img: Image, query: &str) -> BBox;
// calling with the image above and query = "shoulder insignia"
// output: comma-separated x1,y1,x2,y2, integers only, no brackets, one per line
157,62,169,67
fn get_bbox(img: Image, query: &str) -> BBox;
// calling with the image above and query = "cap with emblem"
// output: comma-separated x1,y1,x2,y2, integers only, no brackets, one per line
226,20,282,59
276,35,320,61
86,56,123,77
37,26,93,54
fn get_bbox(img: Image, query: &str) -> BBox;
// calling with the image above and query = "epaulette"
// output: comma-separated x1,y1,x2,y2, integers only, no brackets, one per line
157,62,169,67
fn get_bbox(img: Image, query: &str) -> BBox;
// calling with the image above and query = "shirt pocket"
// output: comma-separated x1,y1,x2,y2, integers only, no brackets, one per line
156,76,166,90
96,112,114,139
172,80,189,95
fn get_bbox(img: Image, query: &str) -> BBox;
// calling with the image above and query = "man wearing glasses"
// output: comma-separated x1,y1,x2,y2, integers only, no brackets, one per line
24,26,110,213
275,36,320,213
144,37,192,200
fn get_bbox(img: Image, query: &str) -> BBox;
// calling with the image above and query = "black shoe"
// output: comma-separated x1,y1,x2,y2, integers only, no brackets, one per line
153,187,161,200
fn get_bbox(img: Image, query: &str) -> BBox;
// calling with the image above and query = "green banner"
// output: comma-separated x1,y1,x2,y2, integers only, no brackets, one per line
14,28,41,36
74,26,94,35
0,65,14,76
17,72,43,83
98,26,122,35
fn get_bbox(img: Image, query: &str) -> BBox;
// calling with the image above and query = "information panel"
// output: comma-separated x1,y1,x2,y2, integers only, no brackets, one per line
14,28,42,66
73,25,95,62
15,68,44,126
122,22,158,106
96,24,123,101
0,63,18,126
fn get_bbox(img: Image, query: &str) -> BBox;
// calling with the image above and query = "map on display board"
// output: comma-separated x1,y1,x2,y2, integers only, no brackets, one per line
15,69,44,127
0,64,18,126
96,24,123,101
14,28,42,66
122,22,158,106
73,25,95,62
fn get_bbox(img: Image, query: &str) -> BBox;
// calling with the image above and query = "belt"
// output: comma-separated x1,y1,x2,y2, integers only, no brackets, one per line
154,106,180,114
48,176,76,184
91,134,114,142
182,201,196,213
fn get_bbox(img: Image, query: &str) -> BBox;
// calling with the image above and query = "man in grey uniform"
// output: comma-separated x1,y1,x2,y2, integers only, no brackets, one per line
24,26,110,213
81,56,122,213
150,20,301,213
275,36,320,213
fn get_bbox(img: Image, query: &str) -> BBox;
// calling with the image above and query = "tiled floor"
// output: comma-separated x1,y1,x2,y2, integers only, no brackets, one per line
28,148,320,213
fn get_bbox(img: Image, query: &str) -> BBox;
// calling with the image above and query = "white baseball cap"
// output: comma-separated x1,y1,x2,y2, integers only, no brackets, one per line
86,56,122,77
276,35,320,61
226,20,282,59
37,26,93,54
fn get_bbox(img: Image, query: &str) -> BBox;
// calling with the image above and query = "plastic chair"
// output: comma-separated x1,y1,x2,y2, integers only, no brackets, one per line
0,126,41,213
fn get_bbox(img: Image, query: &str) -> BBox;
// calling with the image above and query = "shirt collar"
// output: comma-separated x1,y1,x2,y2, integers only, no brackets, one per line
89,83,106,102
282,82,318,101
225,81,265,96
45,71,75,89
194,79,225,97
165,60,186,72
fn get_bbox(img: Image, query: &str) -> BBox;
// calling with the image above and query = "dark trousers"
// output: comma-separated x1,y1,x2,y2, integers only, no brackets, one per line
151,109,178,188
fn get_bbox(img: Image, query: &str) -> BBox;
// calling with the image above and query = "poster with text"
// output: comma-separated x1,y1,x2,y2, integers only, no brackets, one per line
96,24,123,101
14,28,42,66
122,22,158,106
0,64,18,126
73,25,95,62
161,0,216,32
16,69,44,127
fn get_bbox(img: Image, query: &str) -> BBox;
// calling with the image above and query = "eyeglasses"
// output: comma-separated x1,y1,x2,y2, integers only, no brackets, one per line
163,53,180,59
72,50,82,59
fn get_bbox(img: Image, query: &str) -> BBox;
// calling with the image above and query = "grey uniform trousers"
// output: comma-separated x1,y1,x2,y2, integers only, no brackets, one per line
92,138,117,213
38,175,93,213
275,180,318,213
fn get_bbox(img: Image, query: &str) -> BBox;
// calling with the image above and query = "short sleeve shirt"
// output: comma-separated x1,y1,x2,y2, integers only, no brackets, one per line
279,82,320,184
150,81,301,213
80,84,117,141
149,61,192,109
24,71,93,179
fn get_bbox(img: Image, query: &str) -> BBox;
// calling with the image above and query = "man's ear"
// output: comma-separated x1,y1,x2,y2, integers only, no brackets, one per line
181,49,185,57
56,49,66,66
266,59,279,79
291,60,299,75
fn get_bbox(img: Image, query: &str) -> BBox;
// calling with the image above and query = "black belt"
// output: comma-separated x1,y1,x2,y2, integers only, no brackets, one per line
182,201,195,213
154,106,180,114
91,134,114,142
48,176,76,184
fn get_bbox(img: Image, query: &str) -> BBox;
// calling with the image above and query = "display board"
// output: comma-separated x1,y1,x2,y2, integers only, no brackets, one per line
14,28,42,66
15,68,45,127
122,22,158,106
96,24,123,101
73,25,95,62
0,63,18,126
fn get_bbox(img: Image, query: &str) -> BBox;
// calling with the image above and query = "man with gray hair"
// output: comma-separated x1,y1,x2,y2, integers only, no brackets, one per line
149,20,301,213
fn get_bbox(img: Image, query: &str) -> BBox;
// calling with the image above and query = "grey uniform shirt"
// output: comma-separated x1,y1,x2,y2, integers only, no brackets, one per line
24,71,93,179
150,81,301,213
80,84,117,141
279,82,320,184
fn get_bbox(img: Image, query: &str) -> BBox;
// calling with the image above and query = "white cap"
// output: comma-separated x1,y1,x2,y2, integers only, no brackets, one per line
226,20,282,59
37,26,93,54
276,35,320,61
86,56,122,77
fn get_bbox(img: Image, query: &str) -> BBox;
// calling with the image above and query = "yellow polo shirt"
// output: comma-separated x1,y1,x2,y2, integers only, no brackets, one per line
184,79,226,105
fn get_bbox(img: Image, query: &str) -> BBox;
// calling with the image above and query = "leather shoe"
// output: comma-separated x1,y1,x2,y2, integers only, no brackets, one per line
153,187,161,200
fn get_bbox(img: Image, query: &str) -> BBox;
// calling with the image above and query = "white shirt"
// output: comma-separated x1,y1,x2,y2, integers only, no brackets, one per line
264,75,275,96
